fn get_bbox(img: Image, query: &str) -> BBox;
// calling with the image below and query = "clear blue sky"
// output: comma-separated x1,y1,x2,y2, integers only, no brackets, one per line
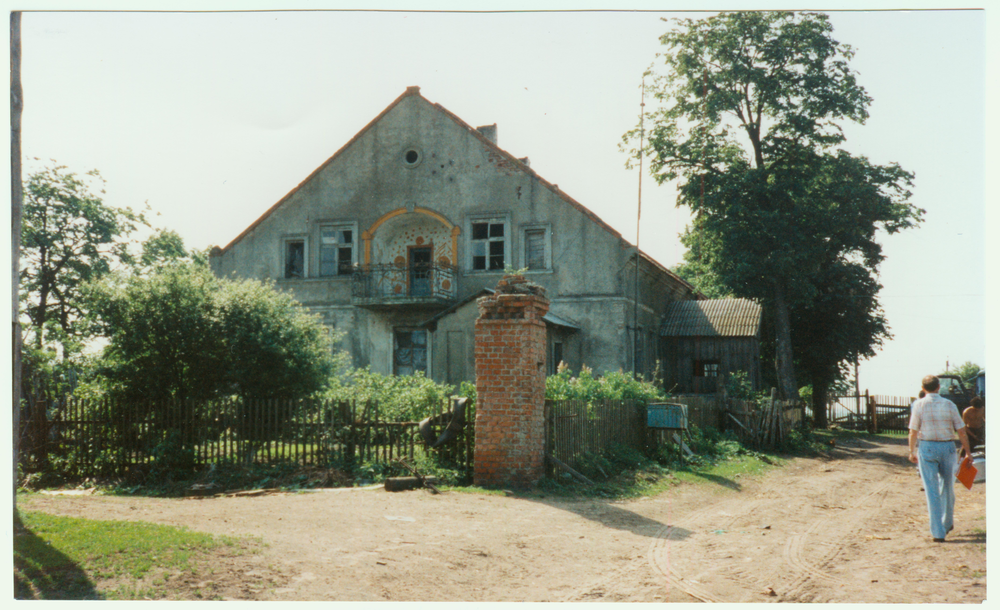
10,3,992,398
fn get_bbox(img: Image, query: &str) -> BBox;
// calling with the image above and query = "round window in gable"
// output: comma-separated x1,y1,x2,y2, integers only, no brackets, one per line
403,148,422,168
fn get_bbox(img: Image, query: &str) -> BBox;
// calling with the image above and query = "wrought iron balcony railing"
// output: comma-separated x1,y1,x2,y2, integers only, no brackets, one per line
351,263,458,308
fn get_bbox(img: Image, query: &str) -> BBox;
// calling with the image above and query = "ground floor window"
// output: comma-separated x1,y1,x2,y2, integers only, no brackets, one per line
394,329,427,376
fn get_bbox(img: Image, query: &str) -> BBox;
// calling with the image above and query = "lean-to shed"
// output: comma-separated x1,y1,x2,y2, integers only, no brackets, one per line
659,298,763,395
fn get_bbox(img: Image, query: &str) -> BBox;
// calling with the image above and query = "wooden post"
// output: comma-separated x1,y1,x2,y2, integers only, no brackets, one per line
868,391,877,434
11,11,23,505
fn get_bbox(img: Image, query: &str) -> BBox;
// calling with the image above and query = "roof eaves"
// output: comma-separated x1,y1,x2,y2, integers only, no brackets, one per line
631,248,703,298
418,288,494,328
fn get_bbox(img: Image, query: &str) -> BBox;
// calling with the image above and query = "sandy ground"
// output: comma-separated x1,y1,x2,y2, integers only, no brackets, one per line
18,434,986,602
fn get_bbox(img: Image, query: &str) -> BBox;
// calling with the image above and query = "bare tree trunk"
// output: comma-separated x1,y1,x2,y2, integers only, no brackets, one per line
812,378,829,429
771,283,798,400
12,11,23,505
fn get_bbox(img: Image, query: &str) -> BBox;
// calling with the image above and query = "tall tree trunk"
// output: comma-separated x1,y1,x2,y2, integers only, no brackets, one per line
812,377,829,429
771,283,799,400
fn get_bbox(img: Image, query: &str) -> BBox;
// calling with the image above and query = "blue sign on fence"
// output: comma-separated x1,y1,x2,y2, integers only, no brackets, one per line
647,403,688,430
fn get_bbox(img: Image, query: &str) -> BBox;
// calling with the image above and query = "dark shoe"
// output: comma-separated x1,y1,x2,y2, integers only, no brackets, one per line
933,538,945,542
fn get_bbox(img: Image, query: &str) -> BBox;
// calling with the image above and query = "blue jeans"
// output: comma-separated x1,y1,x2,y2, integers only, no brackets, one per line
917,440,958,539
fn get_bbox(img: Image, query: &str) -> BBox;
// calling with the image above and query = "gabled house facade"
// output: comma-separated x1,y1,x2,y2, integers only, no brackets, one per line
210,86,700,387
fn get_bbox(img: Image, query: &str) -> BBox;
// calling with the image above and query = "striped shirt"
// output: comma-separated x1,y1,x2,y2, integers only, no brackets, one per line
909,393,965,441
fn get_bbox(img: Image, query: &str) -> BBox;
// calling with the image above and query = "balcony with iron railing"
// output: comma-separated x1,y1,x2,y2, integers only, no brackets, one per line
351,262,458,309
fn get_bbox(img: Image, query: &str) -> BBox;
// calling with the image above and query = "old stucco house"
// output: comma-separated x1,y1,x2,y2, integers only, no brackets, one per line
210,86,701,387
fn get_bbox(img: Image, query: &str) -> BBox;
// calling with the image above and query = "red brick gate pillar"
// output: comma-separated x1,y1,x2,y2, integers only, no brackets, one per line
474,277,549,487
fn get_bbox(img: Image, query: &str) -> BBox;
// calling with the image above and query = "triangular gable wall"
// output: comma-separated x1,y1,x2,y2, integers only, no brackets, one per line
216,86,691,292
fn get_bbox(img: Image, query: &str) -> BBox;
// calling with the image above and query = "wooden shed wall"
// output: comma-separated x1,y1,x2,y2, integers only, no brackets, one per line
660,336,761,395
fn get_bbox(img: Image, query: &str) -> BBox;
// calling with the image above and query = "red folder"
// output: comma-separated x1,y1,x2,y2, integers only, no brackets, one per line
956,456,978,490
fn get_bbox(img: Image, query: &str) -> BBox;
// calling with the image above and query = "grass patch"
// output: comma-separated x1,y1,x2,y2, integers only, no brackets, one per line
527,425,833,501
14,510,254,600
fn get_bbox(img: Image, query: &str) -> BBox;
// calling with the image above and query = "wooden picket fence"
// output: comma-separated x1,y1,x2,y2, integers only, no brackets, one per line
17,394,474,480
544,399,646,470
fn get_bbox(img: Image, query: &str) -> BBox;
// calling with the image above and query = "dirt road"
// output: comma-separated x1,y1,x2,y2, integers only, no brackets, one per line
19,434,986,602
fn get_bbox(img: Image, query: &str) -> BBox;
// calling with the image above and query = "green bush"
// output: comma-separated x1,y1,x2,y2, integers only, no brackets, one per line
325,368,455,422
545,364,667,403
149,430,196,481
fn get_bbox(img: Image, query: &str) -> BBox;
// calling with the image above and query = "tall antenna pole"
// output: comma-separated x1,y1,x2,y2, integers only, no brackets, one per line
11,11,23,506
633,77,645,376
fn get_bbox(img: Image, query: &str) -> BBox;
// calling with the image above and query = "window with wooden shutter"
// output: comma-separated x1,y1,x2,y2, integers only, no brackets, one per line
525,228,546,270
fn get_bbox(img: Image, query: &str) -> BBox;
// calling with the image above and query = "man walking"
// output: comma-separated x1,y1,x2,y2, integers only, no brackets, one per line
908,375,971,542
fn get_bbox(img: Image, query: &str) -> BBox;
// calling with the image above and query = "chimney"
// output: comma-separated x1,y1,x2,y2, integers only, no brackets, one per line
476,124,497,144
518,157,530,167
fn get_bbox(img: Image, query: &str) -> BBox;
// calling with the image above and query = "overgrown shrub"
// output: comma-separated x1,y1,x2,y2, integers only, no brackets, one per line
325,368,456,422
545,364,667,403
149,430,196,481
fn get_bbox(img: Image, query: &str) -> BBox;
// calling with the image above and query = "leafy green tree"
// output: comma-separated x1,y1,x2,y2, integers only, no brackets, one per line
789,259,890,417
88,263,225,404
20,162,148,355
626,12,923,416
216,277,335,401
671,220,733,300
89,262,335,404
941,361,982,383
140,228,188,269
88,262,336,463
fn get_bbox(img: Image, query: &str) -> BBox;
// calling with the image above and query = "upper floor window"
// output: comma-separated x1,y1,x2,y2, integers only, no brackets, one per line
470,219,506,271
285,239,305,279
525,229,545,270
320,225,354,276
522,225,552,271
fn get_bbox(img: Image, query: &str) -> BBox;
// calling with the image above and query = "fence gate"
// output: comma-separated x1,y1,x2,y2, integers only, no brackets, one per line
827,392,913,435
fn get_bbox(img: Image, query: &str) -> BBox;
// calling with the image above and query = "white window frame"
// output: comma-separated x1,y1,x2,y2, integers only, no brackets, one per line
521,224,552,272
466,215,510,273
282,235,308,279
318,222,358,278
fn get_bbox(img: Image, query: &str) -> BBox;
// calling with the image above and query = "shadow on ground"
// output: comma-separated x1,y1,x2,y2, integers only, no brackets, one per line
687,471,743,490
830,434,914,468
523,497,693,541
14,510,102,600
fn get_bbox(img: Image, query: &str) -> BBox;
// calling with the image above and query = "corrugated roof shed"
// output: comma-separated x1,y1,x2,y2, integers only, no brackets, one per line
660,298,762,338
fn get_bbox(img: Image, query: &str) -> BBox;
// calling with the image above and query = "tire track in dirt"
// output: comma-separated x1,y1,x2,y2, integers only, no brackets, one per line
644,453,910,603
777,475,898,601
561,497,765,602
645,497,772,602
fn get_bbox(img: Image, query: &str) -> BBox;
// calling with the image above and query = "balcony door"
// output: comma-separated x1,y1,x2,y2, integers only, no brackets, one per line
408,245,433,297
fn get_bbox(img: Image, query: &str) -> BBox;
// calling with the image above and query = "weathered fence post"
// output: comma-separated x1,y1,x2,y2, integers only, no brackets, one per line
868,391,877,434
473,276,549,487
